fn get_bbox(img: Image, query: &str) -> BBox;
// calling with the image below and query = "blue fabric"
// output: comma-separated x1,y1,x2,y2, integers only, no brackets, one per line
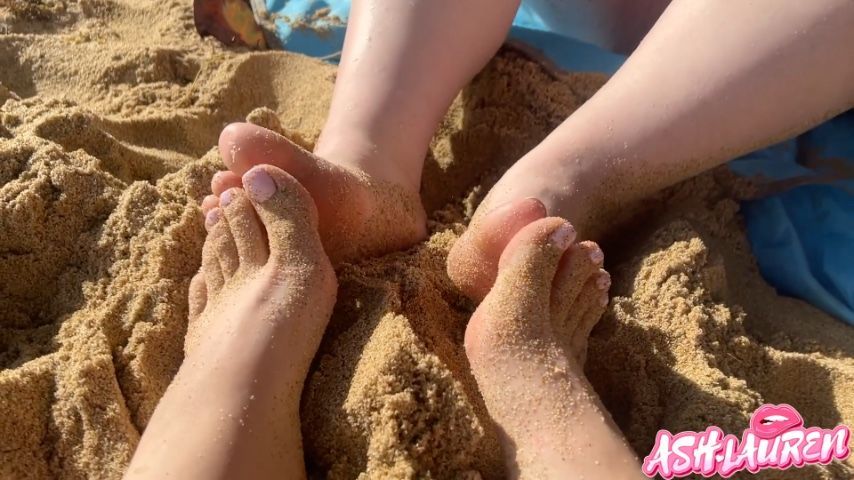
257,0,624,71
731,113,854,324
254,0,854,325
258,0,348,56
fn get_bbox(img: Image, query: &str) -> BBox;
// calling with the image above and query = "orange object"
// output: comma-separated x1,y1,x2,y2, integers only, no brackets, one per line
194,0,267,49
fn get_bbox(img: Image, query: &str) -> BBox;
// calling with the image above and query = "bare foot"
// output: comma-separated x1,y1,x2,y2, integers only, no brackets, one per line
186,163,336,366
447,163,604,300
128,164,336,479
203,123,427,266
465,217,642,479
447,197,549,301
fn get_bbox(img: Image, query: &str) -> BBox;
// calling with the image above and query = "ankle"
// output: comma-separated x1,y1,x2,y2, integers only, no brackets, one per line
493,152,600,236
314,128,422,193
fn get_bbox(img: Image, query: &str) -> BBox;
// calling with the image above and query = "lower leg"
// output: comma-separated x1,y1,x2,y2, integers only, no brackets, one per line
314,0,521,191
211,0,521,263
451,0,854,298
491,0,854,236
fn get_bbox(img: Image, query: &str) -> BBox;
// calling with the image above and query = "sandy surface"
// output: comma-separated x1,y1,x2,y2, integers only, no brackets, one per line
2,1,853,479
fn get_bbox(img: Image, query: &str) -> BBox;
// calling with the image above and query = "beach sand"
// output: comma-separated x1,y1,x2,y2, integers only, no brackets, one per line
1,1,853,479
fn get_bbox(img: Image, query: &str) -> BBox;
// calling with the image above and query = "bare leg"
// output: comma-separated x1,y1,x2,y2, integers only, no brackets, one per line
209,0,520,264
315,0,520,190
126,166,336,479
450,0,854,299
466,215,643,478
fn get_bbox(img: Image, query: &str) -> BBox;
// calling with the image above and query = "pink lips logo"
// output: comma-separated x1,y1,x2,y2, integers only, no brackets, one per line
749,403,804,439
643,403,851,478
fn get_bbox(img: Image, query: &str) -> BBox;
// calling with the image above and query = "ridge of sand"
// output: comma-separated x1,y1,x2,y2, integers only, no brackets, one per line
2,1,853,479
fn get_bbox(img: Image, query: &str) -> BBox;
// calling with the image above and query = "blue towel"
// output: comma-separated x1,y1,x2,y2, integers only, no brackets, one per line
731,113,854,324
252,0,854,325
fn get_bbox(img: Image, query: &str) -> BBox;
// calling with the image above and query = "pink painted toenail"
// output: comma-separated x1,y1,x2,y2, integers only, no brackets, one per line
589,247,604,264
243,168,276,202
549,222,576,250
596,274,611,290
220,188,236,207
205,208,221,228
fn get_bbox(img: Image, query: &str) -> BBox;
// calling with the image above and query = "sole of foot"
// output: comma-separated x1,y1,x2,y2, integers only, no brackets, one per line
202,123,427,266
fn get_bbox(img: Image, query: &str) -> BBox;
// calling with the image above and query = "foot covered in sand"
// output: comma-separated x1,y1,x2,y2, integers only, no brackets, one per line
203,123,427,266
464,217,642,478
130,164,336,478
187,163,336,366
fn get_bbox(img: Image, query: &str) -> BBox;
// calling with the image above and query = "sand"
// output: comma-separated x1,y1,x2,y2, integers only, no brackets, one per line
1,1,853,479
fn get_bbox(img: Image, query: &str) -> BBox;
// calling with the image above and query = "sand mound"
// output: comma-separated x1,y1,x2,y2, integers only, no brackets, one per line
1,1,853,479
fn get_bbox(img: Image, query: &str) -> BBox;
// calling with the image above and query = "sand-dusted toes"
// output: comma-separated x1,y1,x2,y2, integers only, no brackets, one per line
463,216,575,356
200,207,229,295
201,194,220,215
561,268,609,365
240,164,327,271
185,164,337,361
218,187,268,267
549,240,609,364
447,197,548,302
463,218,642,479
550,241,604,319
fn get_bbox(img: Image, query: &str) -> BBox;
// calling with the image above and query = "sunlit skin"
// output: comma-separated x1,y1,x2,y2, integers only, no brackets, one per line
165,0,852,477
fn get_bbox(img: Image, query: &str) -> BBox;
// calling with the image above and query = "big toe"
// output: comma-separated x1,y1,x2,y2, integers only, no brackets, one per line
241,164,332,281
464,217,576,357
219,122,319,180
448,197,547,302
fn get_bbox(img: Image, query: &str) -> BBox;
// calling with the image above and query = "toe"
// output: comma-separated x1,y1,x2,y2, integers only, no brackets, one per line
219,123,318,180
204,205,221,232
201,229,225,298
211,171,242,196
569,273,610,365
447,197,548,302
464,217,575,352
219,187,268,268
201,194,220,216
205,207,240,281
550,241,605,326
241,164,325,270
187,271,207,328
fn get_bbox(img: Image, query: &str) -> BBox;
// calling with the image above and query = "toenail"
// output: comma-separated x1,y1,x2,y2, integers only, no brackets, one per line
589,247,604,264
549,222,576,250
220,189,236,207
596,274,611,290
205,208,221,228
243,168,277,202
599,293,609,307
